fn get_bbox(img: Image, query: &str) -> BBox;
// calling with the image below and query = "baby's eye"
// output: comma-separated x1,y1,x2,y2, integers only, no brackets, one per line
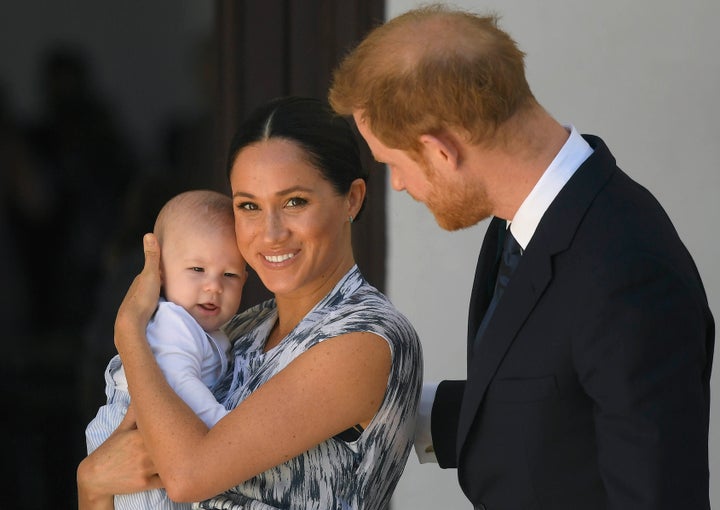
191,267,204,273
224,272,238,278
286,197,307,208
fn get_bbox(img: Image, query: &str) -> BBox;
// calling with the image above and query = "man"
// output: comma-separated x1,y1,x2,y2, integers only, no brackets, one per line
329,4,714,509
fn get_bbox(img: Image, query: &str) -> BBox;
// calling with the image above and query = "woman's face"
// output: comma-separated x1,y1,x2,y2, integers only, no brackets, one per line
229,138,358,301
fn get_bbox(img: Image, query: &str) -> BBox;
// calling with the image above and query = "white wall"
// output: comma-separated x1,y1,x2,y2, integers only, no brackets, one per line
386,1,720,508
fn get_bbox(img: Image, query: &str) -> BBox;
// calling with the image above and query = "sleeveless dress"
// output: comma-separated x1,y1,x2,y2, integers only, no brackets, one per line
194,266,422,510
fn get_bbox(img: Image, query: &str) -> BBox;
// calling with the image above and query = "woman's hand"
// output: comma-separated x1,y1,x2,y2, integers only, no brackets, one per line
115,233,162,350
77,406,163,509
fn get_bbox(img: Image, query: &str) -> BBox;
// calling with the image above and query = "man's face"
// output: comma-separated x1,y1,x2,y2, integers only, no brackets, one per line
353,111,433,201
353,111,491,231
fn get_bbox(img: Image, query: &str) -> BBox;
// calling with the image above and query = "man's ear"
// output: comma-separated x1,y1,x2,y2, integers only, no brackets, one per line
419,132,461,172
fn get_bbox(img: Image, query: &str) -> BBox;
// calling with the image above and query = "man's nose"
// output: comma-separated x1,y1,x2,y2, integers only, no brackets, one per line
389,167,405,191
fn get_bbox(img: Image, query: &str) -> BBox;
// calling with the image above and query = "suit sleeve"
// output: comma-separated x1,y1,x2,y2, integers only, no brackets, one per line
431,379,466,469
575,252,713,509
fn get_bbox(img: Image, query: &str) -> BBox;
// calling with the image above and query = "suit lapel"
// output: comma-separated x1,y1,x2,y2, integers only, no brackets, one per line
456,135,618,457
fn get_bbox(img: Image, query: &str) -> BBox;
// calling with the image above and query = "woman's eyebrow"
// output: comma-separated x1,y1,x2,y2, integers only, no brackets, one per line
233,185,314,199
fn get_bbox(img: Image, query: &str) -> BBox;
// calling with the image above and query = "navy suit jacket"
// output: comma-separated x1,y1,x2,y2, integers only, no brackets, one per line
431,135,714,509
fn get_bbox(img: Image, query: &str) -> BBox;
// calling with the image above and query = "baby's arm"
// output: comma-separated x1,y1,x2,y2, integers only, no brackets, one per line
148,302,229,427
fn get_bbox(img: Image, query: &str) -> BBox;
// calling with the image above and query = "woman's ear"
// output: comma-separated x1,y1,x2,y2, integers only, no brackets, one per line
419,131,461,172
347,178,367,219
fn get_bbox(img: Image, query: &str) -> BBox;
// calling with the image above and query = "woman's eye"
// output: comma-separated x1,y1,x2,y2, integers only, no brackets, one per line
238,202,258,211
286,197,307,208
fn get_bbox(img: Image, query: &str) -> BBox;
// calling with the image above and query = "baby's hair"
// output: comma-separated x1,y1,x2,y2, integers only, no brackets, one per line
154,189,234,244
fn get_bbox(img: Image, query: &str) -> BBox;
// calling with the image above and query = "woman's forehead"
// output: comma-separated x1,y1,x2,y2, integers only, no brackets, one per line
230,140,330,195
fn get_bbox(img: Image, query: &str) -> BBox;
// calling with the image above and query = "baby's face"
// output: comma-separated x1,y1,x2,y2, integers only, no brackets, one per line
161,225,246,332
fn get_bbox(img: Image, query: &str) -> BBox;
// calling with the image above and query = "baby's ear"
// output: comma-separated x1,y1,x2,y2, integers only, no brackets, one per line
158,267,167,297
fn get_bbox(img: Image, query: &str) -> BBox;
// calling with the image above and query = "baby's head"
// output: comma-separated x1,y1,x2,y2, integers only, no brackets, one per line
154,190,246,332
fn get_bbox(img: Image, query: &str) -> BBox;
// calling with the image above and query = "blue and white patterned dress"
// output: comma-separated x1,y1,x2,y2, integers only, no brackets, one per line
195,265,422,510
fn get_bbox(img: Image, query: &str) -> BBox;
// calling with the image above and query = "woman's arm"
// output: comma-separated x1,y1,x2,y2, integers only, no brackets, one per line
115,234,393,504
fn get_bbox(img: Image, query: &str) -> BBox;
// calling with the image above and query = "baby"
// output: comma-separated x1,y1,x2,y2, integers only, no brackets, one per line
85,189,246,510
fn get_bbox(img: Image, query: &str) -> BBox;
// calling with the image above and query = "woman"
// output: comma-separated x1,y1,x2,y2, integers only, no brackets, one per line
77,96,423,509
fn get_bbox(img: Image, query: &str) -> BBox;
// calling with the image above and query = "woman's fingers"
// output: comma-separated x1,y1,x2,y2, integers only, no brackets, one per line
115,233,162,339
141,233,161,281
78,425,161,498
134,233,162,310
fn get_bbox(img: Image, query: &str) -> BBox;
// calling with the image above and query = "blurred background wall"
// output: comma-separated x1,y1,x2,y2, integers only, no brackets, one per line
1,2,217,506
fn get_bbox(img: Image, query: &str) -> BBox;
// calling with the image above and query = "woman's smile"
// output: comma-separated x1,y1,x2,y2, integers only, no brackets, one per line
264,252,297,264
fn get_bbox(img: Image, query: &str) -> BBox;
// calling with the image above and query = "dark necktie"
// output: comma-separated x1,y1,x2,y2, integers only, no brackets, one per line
472,228,522,355
493,229,522,303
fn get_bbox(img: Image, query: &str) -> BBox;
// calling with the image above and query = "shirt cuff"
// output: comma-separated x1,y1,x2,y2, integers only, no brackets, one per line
414,381,439,463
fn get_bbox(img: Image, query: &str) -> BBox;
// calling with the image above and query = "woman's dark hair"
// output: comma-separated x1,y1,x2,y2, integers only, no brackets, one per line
226,96,369,219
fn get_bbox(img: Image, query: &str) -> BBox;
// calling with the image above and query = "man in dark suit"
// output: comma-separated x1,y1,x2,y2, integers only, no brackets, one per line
329,4,714,509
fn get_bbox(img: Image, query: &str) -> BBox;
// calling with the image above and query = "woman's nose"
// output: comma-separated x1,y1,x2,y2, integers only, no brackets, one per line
263,211,289,242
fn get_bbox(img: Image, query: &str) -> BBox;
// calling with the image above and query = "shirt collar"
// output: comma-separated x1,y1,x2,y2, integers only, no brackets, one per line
508,125,594,250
